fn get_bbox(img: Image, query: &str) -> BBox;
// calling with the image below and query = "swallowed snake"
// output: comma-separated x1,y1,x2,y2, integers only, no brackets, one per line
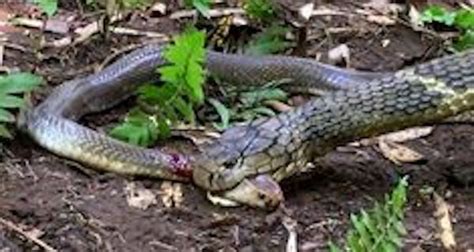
18,44,474,209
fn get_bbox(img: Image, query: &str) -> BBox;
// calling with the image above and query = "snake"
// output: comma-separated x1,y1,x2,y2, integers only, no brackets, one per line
18,44,474,209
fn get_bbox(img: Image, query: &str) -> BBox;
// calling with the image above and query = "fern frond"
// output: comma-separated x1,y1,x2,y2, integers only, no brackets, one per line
330,177,409,252
110,28,206,146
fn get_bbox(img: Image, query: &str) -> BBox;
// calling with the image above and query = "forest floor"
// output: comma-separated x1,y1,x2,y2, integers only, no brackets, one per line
1,0,474,251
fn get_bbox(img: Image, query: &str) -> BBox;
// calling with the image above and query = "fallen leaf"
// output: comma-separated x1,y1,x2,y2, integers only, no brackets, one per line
45,19,70,34
328,43,350,66
125,182,157,210
150,2,167,15
298,3,314,21
408,4,423,28
378,139,424,165
264,100,292,112
366,14,396,25
382,126,433,143
355,126,433,146
433,192,457,251
159,181,183,208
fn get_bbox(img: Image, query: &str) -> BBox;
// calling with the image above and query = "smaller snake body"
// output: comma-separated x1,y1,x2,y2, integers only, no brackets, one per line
20,44,474,208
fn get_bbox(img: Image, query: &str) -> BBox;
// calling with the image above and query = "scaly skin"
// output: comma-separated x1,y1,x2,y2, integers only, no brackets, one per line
19,43,474,208
20,44,381,208
193,50,474,195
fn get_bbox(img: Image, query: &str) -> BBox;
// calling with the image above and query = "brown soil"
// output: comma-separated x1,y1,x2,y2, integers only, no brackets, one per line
1,1,474,251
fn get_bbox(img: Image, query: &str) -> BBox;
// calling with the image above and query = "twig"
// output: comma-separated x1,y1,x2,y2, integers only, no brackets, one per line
110,27,170,40
282,216,298,252
0,217,58,252
169,8,244,19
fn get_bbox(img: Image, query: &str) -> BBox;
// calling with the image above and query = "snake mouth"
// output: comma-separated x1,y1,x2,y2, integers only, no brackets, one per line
212,174,284,209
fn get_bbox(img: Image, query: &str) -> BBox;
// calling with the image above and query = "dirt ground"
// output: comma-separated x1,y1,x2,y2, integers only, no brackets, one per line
1,1,474,251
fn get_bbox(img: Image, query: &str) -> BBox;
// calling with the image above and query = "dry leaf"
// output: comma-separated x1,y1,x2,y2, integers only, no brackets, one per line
378,139,424,165
25,227,44,239
159,182,184,208
44,19,70,34
125,182,157,210
150,2,167,15
207,192,240,207
298,3,314,21
328,44,350,66
382,126,433,143
366,14,396,25
433,192,457,251
264,100,292,112
408,4,423,28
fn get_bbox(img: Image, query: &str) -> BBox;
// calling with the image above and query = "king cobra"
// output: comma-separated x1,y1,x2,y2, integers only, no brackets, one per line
18,44,474,209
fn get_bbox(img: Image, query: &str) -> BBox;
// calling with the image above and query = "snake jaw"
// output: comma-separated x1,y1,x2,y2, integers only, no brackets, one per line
212,175,284,209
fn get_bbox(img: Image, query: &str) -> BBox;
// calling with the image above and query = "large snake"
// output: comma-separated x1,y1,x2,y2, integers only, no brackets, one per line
18,44,474,208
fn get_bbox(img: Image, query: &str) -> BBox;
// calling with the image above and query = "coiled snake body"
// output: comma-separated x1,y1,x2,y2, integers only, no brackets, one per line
20,45,474,208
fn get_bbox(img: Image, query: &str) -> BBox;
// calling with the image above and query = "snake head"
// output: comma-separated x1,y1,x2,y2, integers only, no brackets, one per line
208,175,284,209
192,117,299,208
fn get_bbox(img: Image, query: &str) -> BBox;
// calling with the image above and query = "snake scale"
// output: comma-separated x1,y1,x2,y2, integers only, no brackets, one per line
19,44,474,208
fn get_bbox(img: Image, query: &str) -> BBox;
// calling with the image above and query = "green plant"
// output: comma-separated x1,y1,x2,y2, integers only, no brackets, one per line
329,177,409,252
184,0,211,18
421,5,474,51
110,28,206,146
243,0,275,22
0,73,42,138
245,25,293,55
209,80,288,131
33,0,58,17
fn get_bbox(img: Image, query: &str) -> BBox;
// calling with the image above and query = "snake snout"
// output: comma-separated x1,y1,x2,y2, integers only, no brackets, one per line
218,175,284,209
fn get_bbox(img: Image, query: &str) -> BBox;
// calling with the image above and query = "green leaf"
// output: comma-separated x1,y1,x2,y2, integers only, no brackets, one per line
351,213,372,249
394,220,407,236
246,26,293,56
0,109,15,123
185,61,205,103
454,29,474,51
208,98,231,130
240,87,287,106
328,241,343,252
347,231,364,252
174,97,195,123
184,0,210,17
381,241,398,252
33,0,58,16
387,227,402,247
109,111,158,146
244,0,275,22
421,5,456,25
391,176,408,217
156,117,171,138
0,95,25,109
0,73,42,94
361,209,380,238
251,106,277,117
0,124,12,138
454,9,474,30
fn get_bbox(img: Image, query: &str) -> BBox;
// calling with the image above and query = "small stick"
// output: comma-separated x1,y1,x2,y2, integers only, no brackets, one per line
0,217,58,252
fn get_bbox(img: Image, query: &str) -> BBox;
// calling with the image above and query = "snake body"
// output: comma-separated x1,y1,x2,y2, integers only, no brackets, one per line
20,44,474,208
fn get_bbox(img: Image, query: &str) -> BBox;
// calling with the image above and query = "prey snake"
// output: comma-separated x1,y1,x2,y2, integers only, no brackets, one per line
19,45,474,208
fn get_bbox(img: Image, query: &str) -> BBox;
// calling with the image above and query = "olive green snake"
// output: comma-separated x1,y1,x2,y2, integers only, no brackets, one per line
18,44,474,208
